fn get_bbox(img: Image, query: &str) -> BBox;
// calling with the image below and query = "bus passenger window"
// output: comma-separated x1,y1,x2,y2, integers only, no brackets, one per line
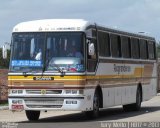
148,41,155,59
140,40,148,59
98,31,110,57
110,34,121,58
131,38,140,59
121,36,131,58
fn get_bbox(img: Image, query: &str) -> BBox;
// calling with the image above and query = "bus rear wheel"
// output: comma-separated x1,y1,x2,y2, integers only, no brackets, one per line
131,87,142,111
85,91,100,118
123,87,142,111
25,110,40,121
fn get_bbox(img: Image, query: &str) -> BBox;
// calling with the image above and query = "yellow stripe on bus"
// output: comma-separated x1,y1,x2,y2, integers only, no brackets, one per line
8,67,144,81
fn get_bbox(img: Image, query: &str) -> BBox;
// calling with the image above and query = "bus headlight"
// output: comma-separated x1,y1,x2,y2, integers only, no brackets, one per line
10,89,23,94
12,100,23,104
65,90,83,94
11,90,18,94
18,90,23,94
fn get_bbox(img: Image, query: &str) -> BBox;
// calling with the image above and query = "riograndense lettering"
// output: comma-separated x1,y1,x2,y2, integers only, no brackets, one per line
114,64,131,73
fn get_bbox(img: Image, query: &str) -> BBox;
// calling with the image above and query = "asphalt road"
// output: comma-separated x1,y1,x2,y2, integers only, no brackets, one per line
0,95,160,128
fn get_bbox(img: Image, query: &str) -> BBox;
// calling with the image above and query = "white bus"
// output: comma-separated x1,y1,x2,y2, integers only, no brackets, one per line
7,19,157,120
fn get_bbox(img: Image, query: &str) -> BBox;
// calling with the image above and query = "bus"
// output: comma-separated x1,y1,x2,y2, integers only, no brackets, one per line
6,19,157,121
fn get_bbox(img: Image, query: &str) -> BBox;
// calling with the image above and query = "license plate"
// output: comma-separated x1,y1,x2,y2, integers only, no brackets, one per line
12,105,24,110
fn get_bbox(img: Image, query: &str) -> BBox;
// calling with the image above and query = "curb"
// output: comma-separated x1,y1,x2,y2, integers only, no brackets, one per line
0,106,9,110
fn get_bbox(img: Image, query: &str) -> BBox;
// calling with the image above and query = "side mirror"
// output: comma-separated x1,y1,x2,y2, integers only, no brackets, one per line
88,43,95,56
2,45,7,59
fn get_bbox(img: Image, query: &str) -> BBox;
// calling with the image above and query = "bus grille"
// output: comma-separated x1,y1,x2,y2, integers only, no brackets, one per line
25,98,64,108
26,90,62,94
26,105,62,108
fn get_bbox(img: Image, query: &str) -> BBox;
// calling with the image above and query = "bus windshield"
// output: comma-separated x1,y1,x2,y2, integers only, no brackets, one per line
10,32,85,73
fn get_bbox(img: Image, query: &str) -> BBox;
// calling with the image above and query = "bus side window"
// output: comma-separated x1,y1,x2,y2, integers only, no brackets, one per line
140,39,148,59
148,41,155,60
131,38,140,59
121,36,131,58
98,31,110,57
110,34,121,58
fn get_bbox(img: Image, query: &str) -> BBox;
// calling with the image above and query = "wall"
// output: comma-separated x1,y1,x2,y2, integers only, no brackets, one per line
0,69,8,102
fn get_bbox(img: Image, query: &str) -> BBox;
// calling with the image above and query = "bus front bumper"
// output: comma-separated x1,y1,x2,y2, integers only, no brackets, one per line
8,95,93,111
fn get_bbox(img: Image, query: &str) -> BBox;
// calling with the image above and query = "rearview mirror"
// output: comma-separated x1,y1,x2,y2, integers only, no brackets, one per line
88,43,95,56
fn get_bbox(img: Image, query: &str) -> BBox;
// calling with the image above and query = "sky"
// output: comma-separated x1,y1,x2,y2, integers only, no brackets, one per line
1,0,160,47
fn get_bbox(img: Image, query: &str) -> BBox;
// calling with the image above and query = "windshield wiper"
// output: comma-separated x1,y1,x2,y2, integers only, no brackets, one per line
54,63,65,77
23,71,28,77
22,68,33,77
23,70,37,77
45,58,65,77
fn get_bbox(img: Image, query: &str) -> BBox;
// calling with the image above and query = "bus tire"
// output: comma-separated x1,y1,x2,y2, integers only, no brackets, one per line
131,86,142,111
25,110,40,121
85,91,100,118
123,86,142,111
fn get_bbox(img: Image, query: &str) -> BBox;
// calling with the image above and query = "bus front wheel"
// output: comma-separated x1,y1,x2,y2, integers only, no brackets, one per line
25,110,40,121
85,91,100,118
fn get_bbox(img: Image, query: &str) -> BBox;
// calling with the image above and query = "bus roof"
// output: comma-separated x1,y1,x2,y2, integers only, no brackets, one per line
95,25,155,41
12,19,155,40
13,19,90,32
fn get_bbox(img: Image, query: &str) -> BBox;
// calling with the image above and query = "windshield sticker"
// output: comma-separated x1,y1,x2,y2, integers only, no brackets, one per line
69,64,84,72
47,64,84,72
11,60,42,67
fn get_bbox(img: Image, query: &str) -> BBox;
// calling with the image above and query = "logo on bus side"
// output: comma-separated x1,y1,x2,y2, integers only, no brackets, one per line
114,64,131,74
33,77,54,81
